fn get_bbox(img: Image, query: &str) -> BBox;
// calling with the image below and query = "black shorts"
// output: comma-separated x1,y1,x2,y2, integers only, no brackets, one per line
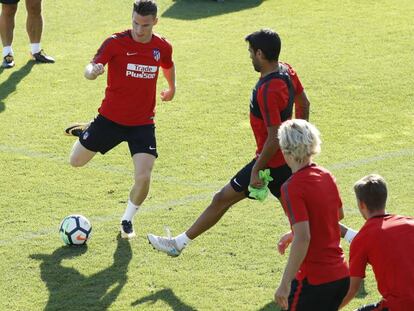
287,277,350,311
79,114,158,157
230,159,292,199
0,0,19,4
356,302,388,311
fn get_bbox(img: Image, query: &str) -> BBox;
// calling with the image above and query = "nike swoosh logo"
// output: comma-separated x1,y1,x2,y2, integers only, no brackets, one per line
127,52,138,56
76,235,87,241
149,146,156,150
233,178,242,187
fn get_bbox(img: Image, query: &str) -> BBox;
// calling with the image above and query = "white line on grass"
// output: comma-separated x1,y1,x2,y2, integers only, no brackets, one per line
328,149,414,171
0,193,213,246
0,144,220,189
1,144,413,188
1,145,413,245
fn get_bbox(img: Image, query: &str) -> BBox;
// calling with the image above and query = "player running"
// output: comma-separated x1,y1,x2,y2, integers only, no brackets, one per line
147,29,310,257
65,0,175,239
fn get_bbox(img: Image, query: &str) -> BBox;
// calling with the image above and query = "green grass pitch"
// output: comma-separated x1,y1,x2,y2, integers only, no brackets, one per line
0,0,413,310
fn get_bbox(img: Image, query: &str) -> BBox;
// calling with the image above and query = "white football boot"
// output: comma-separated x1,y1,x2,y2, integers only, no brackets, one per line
147,229,182,257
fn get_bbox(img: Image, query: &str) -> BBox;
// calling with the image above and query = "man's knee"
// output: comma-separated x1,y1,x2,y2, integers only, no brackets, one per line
25,0,41,16
1,4,18,17
211,188,233,208
69,154,87,168
134,172,151,186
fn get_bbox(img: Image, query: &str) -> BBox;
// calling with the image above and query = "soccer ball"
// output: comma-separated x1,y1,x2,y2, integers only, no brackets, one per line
59,215,92,245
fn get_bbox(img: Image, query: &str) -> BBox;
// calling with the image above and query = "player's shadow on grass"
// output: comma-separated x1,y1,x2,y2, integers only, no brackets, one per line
30,234,132,310
162,0,263,20
131,288,197,310
0,60,35,113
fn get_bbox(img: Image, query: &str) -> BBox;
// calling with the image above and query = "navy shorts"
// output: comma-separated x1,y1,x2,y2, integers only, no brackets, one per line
287,277,350,311
0,0,19,4
79,114,158,157
230,159,292,199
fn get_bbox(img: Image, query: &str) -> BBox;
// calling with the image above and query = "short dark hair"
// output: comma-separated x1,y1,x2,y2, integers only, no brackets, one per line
245,29,281,61
133,0,157,17
354,174,388,212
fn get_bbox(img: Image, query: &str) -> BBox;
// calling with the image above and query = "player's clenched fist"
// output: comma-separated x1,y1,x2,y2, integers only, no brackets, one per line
84,63,105,80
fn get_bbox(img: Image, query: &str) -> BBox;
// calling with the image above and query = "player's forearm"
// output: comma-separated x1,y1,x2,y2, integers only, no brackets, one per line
254,138,279,171
162,65,176,90
340,223,358,242
294,91,310,121
281,235,310,284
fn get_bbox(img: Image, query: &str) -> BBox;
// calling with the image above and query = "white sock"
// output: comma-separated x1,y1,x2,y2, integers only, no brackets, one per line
2,46,13,57
30,43,41,55
175,232,191,250
121,199,139,222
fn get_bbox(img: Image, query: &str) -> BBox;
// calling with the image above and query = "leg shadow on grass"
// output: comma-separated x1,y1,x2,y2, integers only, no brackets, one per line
131,288,197,311
29,234,132,310
0,61,35,113
258,301,282,311
162,0,264,20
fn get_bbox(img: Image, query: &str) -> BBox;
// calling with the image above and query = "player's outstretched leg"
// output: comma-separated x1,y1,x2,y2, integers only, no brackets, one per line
69,140,97,168
148,183,246,256
147,230,182,257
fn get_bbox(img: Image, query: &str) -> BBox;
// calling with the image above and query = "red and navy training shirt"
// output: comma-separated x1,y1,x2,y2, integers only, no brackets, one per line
93,31,173,126
350,214,414,310
250,63,304,168
281,164,349,285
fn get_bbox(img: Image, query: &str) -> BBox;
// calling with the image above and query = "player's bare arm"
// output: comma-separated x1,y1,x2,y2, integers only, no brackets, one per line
338,207,344,220
160,64,176,101
277,231,294,255
84,63,105,80
275,221,311,309
294,90,310,121
340,222,358,242
338,207,359,242
339,277,363,309
250,125,280,188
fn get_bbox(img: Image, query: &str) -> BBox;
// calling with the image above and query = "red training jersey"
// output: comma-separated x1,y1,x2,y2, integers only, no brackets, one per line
92,30,174,126
350,215,414,310
280,164,349,285
250,63,304,168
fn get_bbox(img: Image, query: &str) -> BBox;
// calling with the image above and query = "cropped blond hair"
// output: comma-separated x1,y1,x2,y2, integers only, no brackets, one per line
277,119,321,163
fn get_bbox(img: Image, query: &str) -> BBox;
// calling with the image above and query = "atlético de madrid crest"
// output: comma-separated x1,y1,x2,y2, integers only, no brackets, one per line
153,49,160,61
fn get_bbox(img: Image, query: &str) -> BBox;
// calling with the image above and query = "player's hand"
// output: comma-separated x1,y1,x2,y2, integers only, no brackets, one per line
160,88,175,101
249,169,264,188
277,231,294,255
91,63,105,76
85,63,105,80
275,282,290,310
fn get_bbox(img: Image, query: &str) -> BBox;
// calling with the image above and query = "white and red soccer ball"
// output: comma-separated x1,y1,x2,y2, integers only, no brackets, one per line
59,215,92,245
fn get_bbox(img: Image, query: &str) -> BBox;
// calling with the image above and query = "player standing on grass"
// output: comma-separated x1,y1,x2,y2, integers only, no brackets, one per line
275,120,350,310
65,0,176,239
339,174,414,311
147,29,310,257
0,0,55,68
